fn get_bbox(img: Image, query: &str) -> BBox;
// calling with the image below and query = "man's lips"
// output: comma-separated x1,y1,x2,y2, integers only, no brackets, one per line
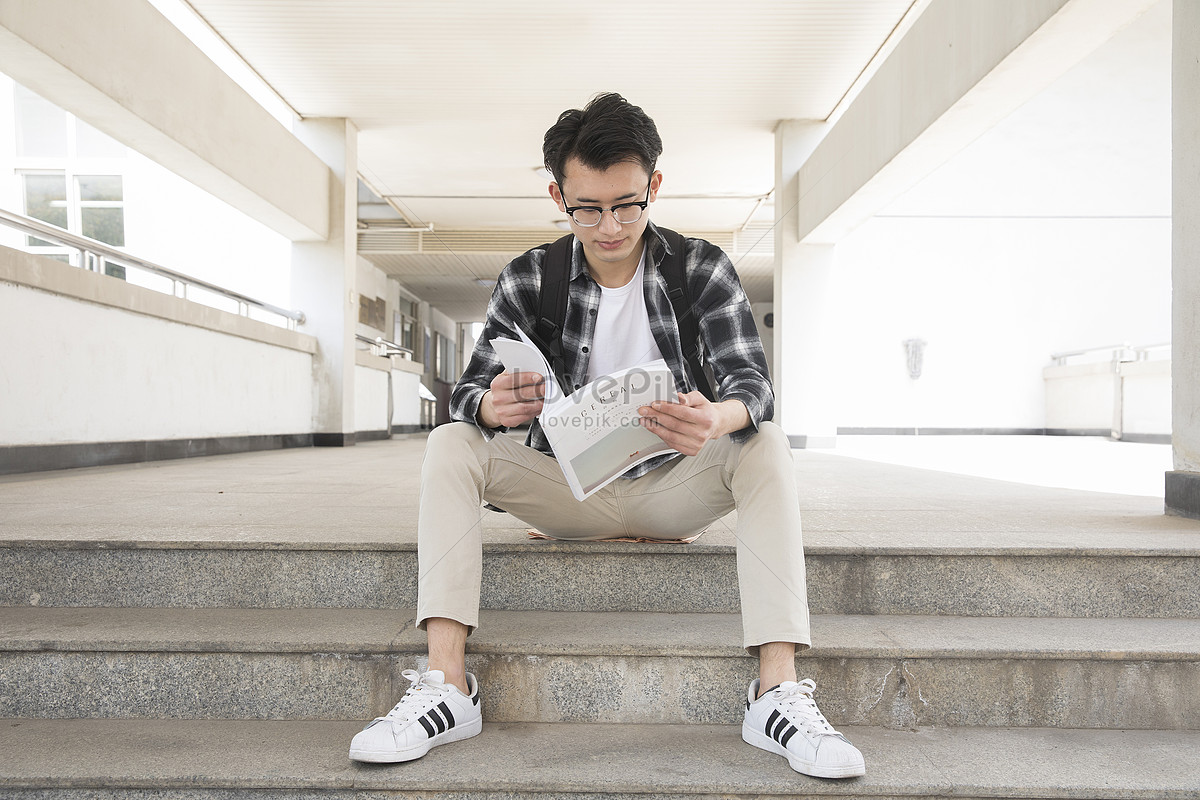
595,239,625,251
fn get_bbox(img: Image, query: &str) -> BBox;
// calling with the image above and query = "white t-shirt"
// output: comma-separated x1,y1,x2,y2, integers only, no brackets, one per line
585,245,665,384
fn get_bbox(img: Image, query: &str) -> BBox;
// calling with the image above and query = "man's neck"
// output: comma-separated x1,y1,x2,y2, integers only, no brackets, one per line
587,241,645,289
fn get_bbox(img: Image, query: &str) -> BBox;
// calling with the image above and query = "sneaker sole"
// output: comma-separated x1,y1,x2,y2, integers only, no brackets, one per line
741,722,865,779
349,715,483,763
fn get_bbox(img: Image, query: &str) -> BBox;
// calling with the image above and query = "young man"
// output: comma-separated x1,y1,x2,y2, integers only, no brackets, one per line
349,93,865,780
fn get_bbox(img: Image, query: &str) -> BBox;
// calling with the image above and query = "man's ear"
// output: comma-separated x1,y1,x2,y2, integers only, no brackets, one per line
649,171,663,203
549,182,564,210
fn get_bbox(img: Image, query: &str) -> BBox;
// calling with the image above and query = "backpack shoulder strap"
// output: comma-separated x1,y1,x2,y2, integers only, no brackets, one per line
528,234,574,396
657,228,715,402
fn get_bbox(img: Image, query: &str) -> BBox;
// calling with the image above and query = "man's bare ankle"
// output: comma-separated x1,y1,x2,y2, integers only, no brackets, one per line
430,665,469,695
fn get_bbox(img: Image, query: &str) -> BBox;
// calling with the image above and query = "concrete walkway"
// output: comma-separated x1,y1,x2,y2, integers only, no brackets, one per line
1,432,1196,552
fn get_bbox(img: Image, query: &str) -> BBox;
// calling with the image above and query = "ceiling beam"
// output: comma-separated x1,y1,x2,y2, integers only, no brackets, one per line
791,0,1159,244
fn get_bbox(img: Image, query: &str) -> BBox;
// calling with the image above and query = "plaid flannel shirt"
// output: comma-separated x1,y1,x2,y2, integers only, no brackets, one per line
450,222,774,480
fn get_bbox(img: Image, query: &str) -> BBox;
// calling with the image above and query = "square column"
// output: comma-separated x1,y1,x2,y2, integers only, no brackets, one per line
774,121,838,448
291,118,358,446
1169,0,1200,516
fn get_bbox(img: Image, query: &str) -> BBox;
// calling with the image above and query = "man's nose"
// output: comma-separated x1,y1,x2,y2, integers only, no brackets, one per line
597,208,623,235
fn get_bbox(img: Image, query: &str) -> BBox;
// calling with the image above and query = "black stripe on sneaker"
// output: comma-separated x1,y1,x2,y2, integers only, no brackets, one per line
417,715,436,738
779,724,799,748
437,701,455,729
765,709,780,738
427,707,446,734
771,715,790,742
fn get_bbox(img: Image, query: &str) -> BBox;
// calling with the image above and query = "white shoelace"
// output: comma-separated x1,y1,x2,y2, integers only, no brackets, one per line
770,679,841,738
374,669,448,728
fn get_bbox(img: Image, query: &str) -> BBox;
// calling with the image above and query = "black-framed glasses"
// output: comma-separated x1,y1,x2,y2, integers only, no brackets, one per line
561,179,651,227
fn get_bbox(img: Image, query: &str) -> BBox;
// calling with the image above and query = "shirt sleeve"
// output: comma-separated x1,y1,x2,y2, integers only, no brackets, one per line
686,239,774,443
449,252,540,440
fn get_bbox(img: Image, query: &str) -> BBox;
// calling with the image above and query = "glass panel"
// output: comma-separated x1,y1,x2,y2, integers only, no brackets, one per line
23,173,68,247
81,207,125,246
78,175,123,202
14,85,67,158
75,119,126,159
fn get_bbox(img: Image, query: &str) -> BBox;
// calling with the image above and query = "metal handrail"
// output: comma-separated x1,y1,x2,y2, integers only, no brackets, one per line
1050,342,1170,366
356,334,413,359
0,207,305,328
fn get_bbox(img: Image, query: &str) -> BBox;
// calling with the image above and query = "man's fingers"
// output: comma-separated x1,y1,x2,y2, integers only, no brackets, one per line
645,399,697,423
494,370,545,403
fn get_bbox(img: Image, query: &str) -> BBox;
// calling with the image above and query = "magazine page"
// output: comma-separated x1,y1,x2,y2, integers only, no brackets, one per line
488,328,563,404
540,361,679,501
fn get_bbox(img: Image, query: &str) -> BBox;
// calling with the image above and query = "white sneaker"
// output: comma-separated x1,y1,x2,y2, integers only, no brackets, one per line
742,678,865,779
349,668,482,763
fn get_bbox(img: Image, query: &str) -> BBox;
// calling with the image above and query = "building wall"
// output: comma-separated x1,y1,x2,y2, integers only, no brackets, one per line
827,216,1171,430
0,247,314,447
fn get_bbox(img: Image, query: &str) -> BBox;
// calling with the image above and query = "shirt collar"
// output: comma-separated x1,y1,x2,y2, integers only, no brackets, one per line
568,221,672,283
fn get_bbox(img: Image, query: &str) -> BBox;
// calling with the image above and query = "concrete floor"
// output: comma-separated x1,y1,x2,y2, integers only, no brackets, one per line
1,433,1197,552
827,434,1174,497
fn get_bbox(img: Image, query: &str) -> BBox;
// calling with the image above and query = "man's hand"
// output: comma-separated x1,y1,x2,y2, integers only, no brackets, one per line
637,392,750,456
477,370,546,429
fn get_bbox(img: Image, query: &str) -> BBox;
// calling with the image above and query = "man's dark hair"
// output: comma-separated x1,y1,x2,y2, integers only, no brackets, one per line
543,93,663,189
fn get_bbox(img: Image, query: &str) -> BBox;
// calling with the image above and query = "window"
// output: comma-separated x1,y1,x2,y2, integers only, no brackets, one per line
20,172,126,275
22,173,67,247
13,83,127,276
394,299,419,356
434,332,457,383
78,175,125,246
14,85,67,158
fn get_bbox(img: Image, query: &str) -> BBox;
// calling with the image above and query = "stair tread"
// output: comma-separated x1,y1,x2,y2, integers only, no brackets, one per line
4,526,1200,554
2,718,1198,797
3,607,1198,660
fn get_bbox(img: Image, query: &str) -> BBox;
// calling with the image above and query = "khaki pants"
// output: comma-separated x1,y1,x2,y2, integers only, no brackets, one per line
416,420,810,654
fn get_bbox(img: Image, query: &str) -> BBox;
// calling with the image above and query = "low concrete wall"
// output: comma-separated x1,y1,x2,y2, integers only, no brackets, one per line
1120,359,1171,439
392,361,424,430
1044,362,1116,433
354,352,390,438
0,246,315,454
1043,358,1171,440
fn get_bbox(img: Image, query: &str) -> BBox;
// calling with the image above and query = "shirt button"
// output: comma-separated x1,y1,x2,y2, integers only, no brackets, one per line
582,346,589,353
574,384,581,390
589,308,597,316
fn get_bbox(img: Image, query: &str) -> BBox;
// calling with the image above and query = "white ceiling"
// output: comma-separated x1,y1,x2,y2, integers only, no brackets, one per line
183,0,918,320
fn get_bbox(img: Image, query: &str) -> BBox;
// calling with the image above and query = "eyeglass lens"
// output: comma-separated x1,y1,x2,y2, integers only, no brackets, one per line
570,206,642,226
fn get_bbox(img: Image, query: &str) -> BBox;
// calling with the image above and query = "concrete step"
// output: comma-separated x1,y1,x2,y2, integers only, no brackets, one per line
3,607,1197,729
2,718,1198,798
4,535,1200,617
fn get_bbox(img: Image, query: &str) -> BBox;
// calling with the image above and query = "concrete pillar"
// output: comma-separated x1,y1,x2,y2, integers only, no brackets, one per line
291,118,358,446
774,121,837,448
1168,0,1200,517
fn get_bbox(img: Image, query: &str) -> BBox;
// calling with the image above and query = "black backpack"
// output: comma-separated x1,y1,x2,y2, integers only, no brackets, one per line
527,228,715,402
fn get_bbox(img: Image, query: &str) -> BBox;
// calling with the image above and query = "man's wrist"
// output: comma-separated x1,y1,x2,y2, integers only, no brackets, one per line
476,389,496,428
716,398,750,439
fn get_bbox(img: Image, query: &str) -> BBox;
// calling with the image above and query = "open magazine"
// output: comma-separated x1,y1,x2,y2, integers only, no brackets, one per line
490,326,680,501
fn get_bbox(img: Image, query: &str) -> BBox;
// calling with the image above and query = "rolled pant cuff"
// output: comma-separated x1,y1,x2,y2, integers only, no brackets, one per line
416,609,479,636
744,632,812,656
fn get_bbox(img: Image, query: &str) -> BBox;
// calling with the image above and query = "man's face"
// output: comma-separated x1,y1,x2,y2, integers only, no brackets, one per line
550,157,662,275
